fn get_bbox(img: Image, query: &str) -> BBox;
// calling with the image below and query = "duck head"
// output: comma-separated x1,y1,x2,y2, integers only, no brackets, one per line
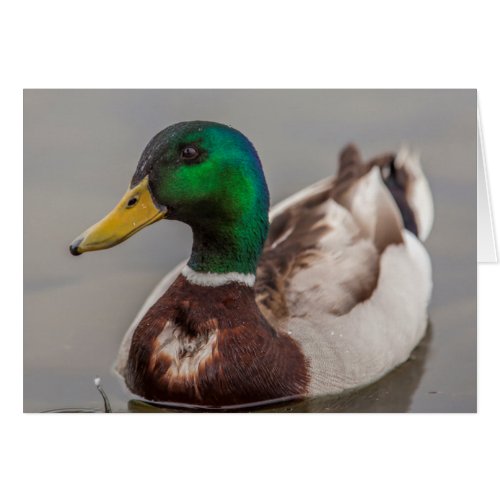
70,121,270,275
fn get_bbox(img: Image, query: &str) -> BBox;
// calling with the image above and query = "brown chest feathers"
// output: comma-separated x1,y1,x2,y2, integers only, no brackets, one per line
125,275,310,407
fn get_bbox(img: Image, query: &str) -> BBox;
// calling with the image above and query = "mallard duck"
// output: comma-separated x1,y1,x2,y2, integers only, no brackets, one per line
70,121,433,408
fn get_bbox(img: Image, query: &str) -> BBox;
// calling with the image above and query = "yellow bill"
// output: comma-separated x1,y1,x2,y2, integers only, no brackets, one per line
70,176,166,255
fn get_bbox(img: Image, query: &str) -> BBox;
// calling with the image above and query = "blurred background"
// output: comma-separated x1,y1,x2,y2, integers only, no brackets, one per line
23,90,476,412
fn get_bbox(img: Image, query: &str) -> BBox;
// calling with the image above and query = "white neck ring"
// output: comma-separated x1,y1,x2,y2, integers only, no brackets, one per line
181,265,256,287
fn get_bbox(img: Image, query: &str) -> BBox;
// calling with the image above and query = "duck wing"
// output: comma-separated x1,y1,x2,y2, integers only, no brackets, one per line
255,144,407,326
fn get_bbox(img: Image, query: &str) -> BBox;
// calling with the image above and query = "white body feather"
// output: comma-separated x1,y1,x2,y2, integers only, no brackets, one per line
287,229,431,395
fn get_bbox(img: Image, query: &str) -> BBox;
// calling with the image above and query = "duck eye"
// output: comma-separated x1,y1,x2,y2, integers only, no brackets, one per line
181,146,199,160
126,196,139,208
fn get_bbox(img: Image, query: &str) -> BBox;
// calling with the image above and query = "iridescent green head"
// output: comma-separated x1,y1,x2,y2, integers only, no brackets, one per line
70,121,270,276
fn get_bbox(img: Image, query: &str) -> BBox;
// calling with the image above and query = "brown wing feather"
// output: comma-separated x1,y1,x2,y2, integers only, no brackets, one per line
256,144,406,323
332,143,371,199
255,184,333,323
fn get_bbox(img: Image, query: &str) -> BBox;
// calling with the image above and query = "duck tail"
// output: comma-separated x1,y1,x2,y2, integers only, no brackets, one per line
337,144,369,181
336,144,434,241
368,146,434,241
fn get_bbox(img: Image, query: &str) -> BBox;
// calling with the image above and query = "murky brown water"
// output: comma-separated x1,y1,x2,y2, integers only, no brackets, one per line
24,90,477,412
